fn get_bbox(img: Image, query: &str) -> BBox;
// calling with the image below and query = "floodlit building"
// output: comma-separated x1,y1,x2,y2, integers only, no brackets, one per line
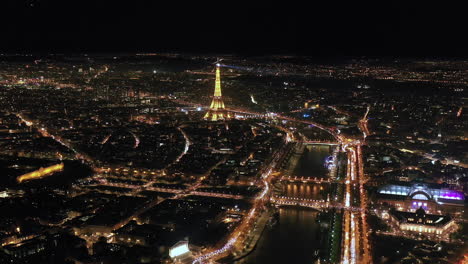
169,240,194,264
376,182,465,216
386,207,457,241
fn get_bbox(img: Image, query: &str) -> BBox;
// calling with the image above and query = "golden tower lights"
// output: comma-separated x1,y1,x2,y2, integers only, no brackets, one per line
204,64,231,121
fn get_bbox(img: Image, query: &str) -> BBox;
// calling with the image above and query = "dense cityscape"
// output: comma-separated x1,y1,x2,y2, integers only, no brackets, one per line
0,53,466,264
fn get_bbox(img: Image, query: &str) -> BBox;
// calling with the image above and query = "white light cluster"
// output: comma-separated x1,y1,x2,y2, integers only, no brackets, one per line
169,243,190,258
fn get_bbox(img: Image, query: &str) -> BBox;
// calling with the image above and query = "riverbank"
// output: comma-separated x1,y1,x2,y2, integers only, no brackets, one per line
220,209,272,263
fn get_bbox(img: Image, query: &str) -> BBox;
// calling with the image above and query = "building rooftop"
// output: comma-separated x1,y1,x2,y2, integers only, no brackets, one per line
390,208,452,227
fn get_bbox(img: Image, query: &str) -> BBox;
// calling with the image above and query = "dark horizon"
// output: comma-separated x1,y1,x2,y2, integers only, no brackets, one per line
1,2,467,57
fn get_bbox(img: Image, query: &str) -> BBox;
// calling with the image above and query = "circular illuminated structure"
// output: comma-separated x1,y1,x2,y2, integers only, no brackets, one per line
410,191,431,200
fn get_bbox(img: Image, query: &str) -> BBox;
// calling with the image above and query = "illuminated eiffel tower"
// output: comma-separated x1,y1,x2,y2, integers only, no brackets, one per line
204,64,231,121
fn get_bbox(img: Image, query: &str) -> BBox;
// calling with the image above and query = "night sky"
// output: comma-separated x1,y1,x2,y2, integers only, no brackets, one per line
1,1,467,56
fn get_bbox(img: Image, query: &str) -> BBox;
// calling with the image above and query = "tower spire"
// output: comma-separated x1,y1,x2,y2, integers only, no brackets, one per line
214,65,222,97
204,64,231,121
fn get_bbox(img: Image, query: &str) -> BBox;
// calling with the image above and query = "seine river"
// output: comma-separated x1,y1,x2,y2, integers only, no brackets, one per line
235,207,320,264
293,145,331,178
236,145,331,264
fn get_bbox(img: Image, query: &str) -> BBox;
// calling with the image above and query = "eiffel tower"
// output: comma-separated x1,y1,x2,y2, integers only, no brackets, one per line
204,64,231,121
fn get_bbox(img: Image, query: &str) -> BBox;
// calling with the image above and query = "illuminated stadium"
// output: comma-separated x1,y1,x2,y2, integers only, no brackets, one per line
377,182,465,215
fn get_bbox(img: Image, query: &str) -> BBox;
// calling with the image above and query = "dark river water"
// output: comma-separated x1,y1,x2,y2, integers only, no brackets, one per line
293,145,331,178
236,145,331,264
235,207,320,264
283,182,330,200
